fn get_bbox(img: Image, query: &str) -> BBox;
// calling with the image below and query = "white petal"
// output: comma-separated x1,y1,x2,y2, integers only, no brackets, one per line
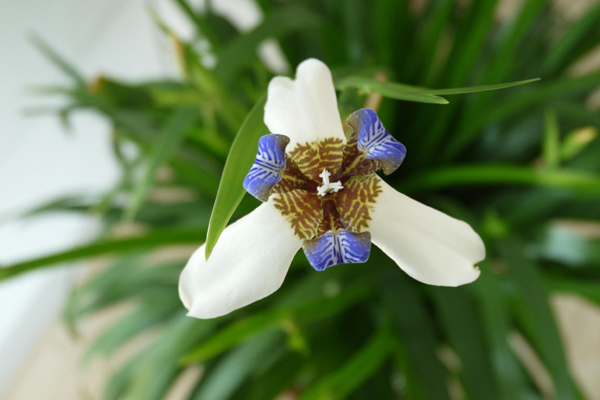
369,179,485,286
264,58,346,151
179,199,302,319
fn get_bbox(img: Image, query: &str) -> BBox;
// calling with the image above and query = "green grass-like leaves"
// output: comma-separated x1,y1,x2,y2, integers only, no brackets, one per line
13,0,600,399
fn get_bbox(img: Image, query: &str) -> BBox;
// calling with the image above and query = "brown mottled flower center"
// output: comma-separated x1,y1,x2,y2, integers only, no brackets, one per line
270,133,382,240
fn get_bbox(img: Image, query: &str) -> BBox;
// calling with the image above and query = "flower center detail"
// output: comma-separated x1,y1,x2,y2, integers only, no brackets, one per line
316,168,343,197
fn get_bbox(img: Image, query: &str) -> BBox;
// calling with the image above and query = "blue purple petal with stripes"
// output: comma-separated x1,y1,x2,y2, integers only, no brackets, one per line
349,108,406,175
243,134,290,202
302,229,371,271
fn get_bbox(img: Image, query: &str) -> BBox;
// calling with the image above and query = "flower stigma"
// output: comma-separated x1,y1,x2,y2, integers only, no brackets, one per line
317,168,343,197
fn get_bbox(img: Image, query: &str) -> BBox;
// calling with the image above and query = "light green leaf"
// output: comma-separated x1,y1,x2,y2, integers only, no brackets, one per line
429,78,540,95
83,306,174,363
561,126,598,162
194,329,284,400
335,76,540,105
335,77,449,105
124,108,199,220
543,109,560,168
205,95,268,260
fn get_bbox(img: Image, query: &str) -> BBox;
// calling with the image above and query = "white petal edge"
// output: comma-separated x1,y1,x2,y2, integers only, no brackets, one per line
368,179,485,286
179,199,302,319
264,58,346,151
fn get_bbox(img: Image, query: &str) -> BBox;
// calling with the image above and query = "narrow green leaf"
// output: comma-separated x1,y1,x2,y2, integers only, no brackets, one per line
401,165,600,195
103,352,145,400
194,330,284,400
83,306,174,363
298,329,392,400
475,262,530,400
0,228,206,280
29,33,86,86
429,78,540,95
125,316,215,400
383,271,452,400
335,77,449,105
430,286,498,400
498,241,580,400
124,108,198,220
336,77,539,104
205,95,268,260
543,109,561,168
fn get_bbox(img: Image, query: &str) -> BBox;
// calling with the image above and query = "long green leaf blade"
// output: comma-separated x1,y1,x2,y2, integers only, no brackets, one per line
0,228,206,280
402,165,600,194
429,78,540,95
205,95,268,260
498,241,580,400
383,271,452,400
431,286,498,400
335,77,449,104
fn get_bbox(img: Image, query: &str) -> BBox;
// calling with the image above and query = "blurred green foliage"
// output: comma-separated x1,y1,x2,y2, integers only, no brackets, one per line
3,0,600,399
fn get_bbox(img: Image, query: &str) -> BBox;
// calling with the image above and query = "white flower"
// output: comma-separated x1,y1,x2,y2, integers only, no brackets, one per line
179,59,485,319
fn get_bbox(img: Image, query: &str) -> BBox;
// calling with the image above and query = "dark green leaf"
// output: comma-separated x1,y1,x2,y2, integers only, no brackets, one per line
431,286,497,400
383,271,451,400
498,241,580,400
298,329,392,400
205,95,268,260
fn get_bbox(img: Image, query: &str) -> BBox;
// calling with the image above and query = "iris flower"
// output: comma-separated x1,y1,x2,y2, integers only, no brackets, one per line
179,59,485,319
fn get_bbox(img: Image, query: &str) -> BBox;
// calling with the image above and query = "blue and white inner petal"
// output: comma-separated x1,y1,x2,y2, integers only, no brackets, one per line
349,108,407,175
243,134,290,202
302,229,371,271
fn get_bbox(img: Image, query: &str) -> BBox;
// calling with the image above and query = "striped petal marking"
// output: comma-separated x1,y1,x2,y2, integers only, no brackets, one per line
347,108,406,175
243,134,290,202
302,229,371,271
242,109,398,272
